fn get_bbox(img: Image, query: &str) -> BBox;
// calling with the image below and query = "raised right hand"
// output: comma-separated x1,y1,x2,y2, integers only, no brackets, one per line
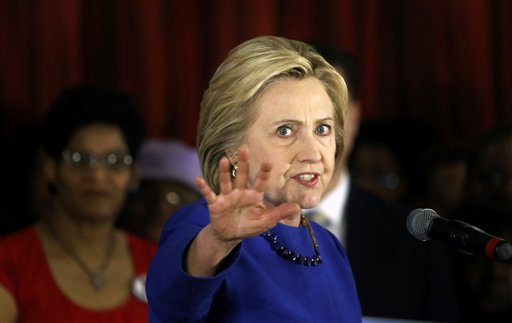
186,145,300,276
195,145,300,244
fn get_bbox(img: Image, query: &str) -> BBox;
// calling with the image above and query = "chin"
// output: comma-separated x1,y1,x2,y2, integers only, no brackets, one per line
294,193,322,210
300,201,319,210
266,187,322,208
82,207,117,220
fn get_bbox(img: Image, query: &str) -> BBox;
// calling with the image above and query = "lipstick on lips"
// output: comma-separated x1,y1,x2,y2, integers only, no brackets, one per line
292,173,320,187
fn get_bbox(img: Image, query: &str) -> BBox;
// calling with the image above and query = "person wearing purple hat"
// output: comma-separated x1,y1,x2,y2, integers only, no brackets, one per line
118,139,202,243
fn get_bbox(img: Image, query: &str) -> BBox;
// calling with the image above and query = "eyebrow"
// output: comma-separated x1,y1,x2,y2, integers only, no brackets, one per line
272,117,335,126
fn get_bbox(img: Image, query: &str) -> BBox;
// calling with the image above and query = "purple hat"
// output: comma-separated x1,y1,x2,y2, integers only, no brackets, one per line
136,139,202,190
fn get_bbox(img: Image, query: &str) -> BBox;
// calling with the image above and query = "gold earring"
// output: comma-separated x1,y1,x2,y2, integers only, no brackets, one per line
231,164,238,178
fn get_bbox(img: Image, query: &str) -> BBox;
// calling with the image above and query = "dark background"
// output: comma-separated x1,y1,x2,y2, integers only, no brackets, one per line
1,0,511,146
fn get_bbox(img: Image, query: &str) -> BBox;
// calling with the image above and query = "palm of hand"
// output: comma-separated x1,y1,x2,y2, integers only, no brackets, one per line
195,146,299,243
208,187,269,241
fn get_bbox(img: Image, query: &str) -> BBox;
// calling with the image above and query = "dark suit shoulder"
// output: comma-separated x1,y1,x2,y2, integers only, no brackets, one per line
345,183,459,322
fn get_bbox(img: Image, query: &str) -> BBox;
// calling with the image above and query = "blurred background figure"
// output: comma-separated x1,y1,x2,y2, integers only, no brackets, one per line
410,143,469,219
348,116,441,206
0,85,156,323
348,118,406,204
0,124,54,236
451,202,512,323
449,121,512,323
118,139,202,243
466,122,512,211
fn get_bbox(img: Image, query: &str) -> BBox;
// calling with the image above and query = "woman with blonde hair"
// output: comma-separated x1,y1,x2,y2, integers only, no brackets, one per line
147,36,361,322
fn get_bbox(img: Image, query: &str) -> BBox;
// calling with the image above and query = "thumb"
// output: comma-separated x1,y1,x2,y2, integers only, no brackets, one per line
269,202,301,222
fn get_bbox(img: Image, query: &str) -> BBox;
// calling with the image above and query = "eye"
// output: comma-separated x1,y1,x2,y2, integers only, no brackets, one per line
71,152,83,163
106,153,133,169
315,124,332,136
106,154,119,167
277,126,293,137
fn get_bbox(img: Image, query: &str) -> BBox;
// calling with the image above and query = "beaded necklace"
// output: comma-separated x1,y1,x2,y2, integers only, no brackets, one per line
260,215,322,266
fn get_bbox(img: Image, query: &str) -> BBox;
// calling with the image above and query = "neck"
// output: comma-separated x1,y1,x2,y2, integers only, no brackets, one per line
43,210,115,252
280,212,302,227
264,199,302,227
40,215,118,292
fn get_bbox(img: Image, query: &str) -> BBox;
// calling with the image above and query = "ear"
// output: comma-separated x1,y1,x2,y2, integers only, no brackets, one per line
42,153,59,195
42,152,56,183
225,148,239,166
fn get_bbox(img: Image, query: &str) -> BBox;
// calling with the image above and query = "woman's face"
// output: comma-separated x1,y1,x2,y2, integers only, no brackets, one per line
53,124,134,222
124,180,201,242
244,77,337,209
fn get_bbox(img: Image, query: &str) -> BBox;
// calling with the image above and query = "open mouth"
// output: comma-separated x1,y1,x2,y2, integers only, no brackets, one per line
293,173,319,187
298,174,315,181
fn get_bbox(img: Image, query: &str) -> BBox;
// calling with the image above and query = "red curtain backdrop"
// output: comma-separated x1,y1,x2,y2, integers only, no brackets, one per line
1,0,511,146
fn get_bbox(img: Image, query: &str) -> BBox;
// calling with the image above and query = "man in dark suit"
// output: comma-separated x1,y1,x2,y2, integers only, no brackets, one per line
346,184,458,322
310,44,459,322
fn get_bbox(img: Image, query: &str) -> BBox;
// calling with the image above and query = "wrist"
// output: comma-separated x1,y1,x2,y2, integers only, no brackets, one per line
201,224,240,257
185,224,240,277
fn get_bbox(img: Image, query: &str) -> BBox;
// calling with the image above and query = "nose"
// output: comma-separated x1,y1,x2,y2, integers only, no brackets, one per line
83,163,110,180
296,132,322,163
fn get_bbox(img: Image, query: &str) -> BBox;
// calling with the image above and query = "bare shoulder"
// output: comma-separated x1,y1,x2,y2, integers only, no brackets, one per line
0,285,18,323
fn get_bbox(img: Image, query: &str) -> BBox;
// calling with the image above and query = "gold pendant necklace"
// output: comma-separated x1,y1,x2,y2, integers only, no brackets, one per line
45,223,116,291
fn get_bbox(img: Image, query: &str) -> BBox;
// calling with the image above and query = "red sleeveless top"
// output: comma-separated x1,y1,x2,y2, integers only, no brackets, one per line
0,227,157,322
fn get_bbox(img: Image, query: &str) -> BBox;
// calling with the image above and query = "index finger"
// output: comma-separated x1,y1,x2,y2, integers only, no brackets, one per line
195,176,217,205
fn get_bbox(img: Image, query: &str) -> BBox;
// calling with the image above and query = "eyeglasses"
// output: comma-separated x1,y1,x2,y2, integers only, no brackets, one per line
61,150,133,171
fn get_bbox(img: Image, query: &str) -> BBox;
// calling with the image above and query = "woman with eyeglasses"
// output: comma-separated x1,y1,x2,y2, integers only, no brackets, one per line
0,85,157,322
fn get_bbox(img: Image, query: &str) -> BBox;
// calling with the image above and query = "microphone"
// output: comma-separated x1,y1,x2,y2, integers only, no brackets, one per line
406,208,512,263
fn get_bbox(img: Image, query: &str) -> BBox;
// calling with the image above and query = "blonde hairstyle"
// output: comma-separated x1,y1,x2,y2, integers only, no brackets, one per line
197,36,348,193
